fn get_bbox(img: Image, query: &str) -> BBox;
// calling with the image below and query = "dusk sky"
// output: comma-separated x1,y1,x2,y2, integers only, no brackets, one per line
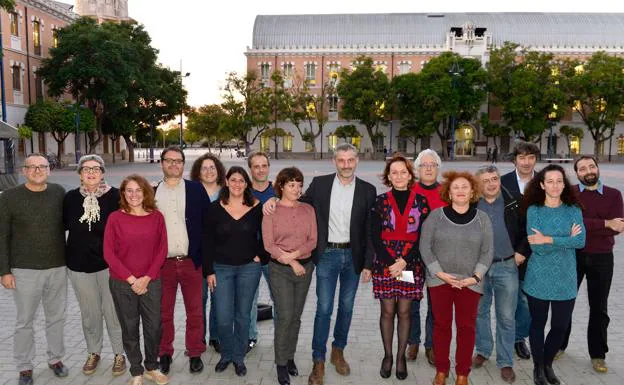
59,0,624,108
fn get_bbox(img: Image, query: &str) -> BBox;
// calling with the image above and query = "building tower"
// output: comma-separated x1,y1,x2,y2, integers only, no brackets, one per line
74,0,133,23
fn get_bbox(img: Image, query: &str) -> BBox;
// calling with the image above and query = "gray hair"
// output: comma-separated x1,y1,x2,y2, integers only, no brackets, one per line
475,164,500,177
333,143,358,158
414,149,442,169
77,154,106,174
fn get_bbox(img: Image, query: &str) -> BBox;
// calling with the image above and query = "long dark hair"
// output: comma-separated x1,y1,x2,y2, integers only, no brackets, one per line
190,153,226,186
522,164,580,212
219,166,255,207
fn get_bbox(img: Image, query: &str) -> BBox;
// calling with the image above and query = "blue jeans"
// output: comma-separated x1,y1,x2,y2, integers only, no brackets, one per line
311,248,360,362
408,289,433,348
515,280,532,342
202,280,218,342
213,262,262,363
475,258,519,368
249,264,272,340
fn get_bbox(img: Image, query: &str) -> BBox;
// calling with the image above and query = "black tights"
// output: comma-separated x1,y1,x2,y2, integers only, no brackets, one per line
380,298,412,372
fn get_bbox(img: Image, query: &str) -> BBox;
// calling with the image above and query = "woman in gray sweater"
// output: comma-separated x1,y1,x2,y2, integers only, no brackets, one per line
419,171,493,385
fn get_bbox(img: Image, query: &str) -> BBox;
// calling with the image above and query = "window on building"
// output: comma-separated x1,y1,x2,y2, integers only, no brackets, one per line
35,76,43,101
10,12,18,37
570,135,581,155
617,136,624,156
305,63,316,85
329,63,340,86
12,65,21,91
33,20,41,55
397,136,408,153
53,29,59,48
260,63,270,82
375,63,387,73
283,63,294,87
328,94,338,112
399,62,411,75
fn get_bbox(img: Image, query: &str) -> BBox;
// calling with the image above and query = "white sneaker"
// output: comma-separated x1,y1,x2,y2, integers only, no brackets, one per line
144,369,169,385
130,375,143,385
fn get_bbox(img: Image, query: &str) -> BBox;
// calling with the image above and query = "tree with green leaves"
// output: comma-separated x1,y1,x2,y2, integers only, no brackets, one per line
186,104,231,152
0,0,15,11
487,42,567,142
558,125,585,156
560,52,624,155
336,56,391,154
479,112,511,150
267,71,291,159
25,100,95,163
220,71,272,155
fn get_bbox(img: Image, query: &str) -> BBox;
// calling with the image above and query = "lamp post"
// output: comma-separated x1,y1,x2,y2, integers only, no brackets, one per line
547,105,558,158
179,71,190,147
449,59,463,161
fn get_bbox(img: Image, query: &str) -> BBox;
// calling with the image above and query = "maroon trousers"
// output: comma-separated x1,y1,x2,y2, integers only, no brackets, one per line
429,284,481,376
158,258,206,357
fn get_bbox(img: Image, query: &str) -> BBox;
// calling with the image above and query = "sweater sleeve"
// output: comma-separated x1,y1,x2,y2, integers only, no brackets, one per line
297,204,318,258
371,201,397,267
103,214,132,280
146,212,167,280
202,204,216,277
253,206,270,264
582,189,623,236
0,193,11,276
474,211,494,277
420,209,443,276
261,207,281,259
550,207,586,250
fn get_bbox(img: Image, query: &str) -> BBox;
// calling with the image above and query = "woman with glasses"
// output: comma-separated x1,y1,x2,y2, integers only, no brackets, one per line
190,153,227,352
63,155,126,377
522,165,585,385
104,174,168,385
203,166,267,377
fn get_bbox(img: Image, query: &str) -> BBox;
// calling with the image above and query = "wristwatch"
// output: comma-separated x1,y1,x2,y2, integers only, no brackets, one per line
472,274,481,283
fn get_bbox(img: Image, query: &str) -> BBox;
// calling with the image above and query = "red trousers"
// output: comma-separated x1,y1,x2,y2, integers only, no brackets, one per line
159,258,206,357
429,284,481,376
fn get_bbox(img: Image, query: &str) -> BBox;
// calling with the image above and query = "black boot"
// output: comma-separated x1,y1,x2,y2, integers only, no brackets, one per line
379,356,392,379
544,365,561,385
286,359,298,376
533,364,547,385
277,365,290,385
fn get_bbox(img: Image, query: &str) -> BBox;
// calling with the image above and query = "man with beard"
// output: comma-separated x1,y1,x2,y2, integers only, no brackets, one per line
559,156,623,373
500,141,538,361
156,146,208,375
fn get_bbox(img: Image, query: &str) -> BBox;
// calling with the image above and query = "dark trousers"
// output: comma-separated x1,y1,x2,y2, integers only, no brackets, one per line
269,261,314,365
159,258,205,357
527,295,575,366
109,278,162,377
561,251,613,359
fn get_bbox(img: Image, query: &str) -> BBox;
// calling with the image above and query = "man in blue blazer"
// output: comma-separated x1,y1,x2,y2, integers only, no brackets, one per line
155,147,210,375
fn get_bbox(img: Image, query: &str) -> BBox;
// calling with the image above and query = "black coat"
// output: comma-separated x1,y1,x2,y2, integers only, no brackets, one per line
301,173,377,273
500,170,532,280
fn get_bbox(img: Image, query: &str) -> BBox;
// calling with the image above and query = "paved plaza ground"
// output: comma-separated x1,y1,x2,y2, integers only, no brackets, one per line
1,153,623,385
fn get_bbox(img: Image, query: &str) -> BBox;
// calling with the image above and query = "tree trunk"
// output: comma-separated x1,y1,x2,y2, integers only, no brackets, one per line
111,137,116,164
123,134,135,163
594,138,602,156
273,137,279,160
56,140,63,167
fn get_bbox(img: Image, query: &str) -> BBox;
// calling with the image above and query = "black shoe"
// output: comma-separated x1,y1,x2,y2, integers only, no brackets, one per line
189,356,204,373
544,365,561,385
246,339,257,353
159,354,172,374
515,340,531,360
19,370,33,385
214,359,230,373
48,361,69,377
286,359,299,376
234,362,247,376
533,364,547,385
380,356,392,379
209,339,221,353
277,365,291,385
395,356,407,380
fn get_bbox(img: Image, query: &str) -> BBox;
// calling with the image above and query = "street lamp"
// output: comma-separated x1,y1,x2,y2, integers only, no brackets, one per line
547,104,558,158
449,58,463,161
179,71,190,147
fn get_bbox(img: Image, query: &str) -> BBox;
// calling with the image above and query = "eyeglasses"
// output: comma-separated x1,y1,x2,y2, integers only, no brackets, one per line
419,162,438,169
80,166,103,174
23,165,49,171
201,166,217,172
163,158,184,165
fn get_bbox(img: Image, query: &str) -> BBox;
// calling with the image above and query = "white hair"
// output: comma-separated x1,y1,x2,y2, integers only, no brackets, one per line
414,149,442,169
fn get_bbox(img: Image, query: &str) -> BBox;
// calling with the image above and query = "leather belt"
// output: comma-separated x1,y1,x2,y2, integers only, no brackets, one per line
167,255,189,261
327,242,350,249
492,255,514,263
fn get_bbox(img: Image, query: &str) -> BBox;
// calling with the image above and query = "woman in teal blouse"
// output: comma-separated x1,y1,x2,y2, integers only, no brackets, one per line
523,164,585,385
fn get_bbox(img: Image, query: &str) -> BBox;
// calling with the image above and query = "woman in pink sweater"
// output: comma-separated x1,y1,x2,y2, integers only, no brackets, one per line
262,167,317,385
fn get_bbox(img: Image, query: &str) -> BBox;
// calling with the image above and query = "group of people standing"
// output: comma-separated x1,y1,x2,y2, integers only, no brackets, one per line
0,141,622,385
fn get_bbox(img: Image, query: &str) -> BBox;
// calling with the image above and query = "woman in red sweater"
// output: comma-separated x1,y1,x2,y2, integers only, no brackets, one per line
104,174,168,385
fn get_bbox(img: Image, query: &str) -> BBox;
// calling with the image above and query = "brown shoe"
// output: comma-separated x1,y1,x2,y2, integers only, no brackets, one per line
407,345,419,361
472,354,487,368
112,354,127,376
501,367,516,383
455,375,469,385
432,371,448,385
330,346,350,376
425,347,436,366
308,361,325,385
82,353,100,375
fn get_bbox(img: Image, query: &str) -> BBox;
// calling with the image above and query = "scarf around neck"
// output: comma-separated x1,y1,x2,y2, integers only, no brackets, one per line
79,181,112,231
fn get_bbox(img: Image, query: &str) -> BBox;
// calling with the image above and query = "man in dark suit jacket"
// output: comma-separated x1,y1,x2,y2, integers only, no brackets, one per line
155,147,210,375
500,141,539,361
